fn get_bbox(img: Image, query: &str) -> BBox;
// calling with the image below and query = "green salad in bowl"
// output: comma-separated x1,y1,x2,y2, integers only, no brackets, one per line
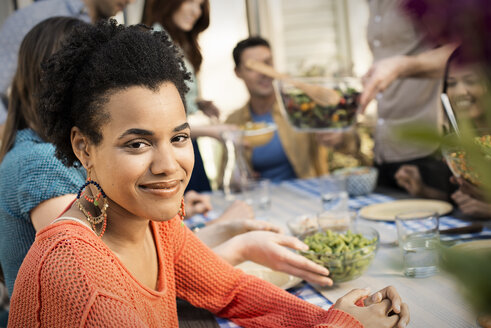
300,226,379,283
274,77,361,132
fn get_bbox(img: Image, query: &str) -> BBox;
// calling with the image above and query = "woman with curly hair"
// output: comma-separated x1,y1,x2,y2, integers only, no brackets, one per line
0,11,335,307
7,20,409,328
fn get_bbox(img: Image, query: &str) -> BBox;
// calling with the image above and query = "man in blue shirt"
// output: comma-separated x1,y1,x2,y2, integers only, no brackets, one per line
0,0,134,123
224,37,329,183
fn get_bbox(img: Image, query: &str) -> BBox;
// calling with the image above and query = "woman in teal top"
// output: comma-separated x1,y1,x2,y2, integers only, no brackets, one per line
0,17,88,296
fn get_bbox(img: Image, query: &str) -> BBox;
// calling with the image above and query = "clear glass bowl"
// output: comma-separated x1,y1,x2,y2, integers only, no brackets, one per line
442,130,491,185
299,225,379,283
286,214,319,238
274,77,361,132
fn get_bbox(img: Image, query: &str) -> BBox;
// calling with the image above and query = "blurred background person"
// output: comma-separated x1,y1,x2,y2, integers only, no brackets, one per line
359,0,456,191
0,0,134,129
142,0,236,192
396,47,490,219
221,36,329,183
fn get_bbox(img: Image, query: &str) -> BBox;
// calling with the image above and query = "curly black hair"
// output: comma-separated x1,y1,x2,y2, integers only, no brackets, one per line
40,19,191,167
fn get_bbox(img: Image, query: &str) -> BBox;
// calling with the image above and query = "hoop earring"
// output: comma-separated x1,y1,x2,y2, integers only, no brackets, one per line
75,176,108,237
178,198,186,221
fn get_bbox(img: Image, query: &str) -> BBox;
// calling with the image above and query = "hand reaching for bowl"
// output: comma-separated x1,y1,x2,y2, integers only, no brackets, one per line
213,230,333,287
333,286,410,328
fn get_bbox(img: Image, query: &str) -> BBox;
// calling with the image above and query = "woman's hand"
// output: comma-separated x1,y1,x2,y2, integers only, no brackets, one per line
395,165,447,200
208,200,255,225
184,190,212,218
451,176,487,201
360,56,407,111
214,230,332,286
333,287,410,328
451,190,491,218
394,165,425,196
196,219,280,248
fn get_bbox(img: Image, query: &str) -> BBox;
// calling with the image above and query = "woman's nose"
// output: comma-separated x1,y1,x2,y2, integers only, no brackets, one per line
455,81,471,96
150,147,179,176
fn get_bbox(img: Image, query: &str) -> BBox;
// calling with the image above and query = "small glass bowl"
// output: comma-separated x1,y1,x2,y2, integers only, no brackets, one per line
286,214,319,238
299,225,379,283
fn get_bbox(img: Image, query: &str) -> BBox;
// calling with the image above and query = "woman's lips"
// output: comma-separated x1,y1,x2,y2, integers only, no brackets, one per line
139,180,180,198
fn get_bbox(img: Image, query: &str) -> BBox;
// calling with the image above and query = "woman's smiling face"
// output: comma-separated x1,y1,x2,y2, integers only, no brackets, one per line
447,63,487,122
80,82,194,221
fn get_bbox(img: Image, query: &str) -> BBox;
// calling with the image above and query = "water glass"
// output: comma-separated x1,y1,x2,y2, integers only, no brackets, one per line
319,175,348,212
395,211,440,278
242,179,271,213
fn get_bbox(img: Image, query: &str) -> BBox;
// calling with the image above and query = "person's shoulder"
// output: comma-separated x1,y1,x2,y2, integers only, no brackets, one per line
2,132,66,174
22,222,98,270
33,221,111,274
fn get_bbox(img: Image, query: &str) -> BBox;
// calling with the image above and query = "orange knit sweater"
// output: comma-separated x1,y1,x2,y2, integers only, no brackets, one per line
8,217,363,328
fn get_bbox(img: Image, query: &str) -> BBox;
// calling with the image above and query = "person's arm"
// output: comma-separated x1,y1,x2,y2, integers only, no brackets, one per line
197,99,220,119
195,219,280,248
175,221,410,327
190,123,238,140
394,165,448,200
360,43,458,109
212,230,333,286
207,199,254,225
451,190,491,219
30,194,76,231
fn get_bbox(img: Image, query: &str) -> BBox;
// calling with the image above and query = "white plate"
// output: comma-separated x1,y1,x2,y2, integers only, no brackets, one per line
236,261,302,290
452,239,491,252
359,199,453,221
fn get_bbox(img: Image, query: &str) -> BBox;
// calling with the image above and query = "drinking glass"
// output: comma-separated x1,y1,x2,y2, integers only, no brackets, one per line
242,179,271,218
318,175,350,229
319,175,348,211
396,211,440,278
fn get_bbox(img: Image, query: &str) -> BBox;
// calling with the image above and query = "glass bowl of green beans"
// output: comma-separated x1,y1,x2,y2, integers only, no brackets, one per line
299,225,379,283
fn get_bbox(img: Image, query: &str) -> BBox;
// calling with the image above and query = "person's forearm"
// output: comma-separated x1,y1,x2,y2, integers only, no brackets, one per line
398,43,458,79
212,235,246,266
420,185,448,201
190,124,218,139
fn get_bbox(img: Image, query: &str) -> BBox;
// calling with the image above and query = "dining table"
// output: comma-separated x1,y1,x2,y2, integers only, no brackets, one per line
181,177,491,328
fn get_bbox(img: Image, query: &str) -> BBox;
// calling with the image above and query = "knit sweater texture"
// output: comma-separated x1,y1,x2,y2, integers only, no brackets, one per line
8,217,363,328
0,129,85,295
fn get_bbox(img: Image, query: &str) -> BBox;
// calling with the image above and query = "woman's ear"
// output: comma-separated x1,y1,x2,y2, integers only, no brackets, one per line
71,126,92,169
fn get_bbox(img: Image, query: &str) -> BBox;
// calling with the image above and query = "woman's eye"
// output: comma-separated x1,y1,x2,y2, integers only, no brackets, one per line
172,134,190,143
127,141,147,149
446,81,456,88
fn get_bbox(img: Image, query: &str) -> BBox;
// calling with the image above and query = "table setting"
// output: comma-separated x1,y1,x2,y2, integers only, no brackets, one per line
186,174,491,327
